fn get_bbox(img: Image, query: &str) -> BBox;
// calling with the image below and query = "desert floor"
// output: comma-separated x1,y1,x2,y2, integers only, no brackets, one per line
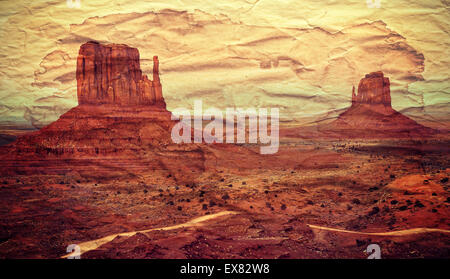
0,138,449,258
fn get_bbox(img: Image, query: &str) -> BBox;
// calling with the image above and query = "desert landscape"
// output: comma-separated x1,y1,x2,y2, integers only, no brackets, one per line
0,41,448,259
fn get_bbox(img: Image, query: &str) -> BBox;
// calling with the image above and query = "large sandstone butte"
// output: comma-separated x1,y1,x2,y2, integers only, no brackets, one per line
0,42,255,182
77,41,165,107
352,71,391,107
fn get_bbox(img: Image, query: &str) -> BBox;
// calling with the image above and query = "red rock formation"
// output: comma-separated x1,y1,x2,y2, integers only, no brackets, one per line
76,41,165,107
351,85,356,105
352,71,391,107
327,71,434,137
0,42,177,178
0,41,254,183
282,71,436,139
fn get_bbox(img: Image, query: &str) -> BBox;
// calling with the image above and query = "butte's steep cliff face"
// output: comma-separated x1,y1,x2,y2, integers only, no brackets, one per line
351,71,391,107
282,71,436,139
77,42,165,107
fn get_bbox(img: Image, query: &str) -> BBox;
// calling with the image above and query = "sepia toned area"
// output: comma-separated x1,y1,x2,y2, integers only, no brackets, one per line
0,1,449,259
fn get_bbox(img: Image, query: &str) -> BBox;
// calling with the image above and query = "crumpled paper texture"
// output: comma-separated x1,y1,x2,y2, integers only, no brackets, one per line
0,0,448,129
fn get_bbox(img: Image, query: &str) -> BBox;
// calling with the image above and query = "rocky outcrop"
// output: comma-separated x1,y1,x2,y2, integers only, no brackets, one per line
280,71,436,139
0,41,256,183
76,41,165,107
325,71,435,137
352,71,391,107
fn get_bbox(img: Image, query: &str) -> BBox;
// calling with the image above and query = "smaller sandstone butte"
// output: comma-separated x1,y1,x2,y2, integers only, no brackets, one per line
331,71,435,137
282,71,436,139
76,41,165,107
352,71,391,107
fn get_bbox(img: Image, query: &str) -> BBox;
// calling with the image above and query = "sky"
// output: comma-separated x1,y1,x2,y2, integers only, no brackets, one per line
0,0,448,129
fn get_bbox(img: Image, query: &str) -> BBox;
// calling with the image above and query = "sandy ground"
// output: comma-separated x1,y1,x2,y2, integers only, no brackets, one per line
0,138,449,259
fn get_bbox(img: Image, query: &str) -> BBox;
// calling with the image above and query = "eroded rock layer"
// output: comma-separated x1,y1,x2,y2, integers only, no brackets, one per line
0,42,255,183
282,72,436,139
76,42,165,107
